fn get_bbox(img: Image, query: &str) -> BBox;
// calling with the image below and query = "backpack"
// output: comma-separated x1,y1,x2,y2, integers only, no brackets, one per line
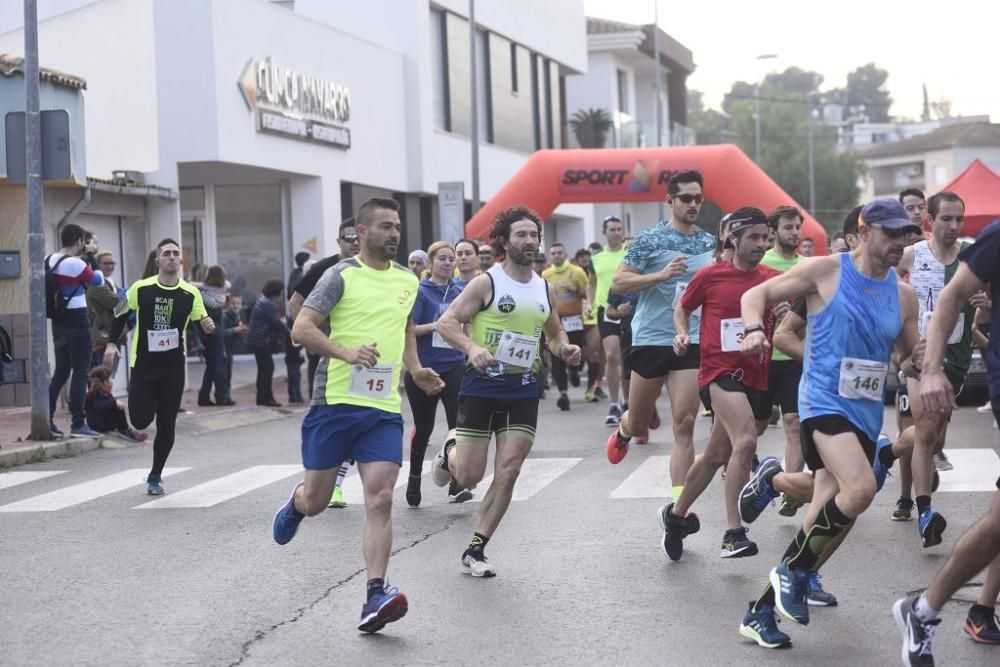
44,254,81,319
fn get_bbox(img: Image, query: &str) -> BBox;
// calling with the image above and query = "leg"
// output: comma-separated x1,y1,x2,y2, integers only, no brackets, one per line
48,327,71,421
674,419,732,516
782,414,803,472
404,373,440,477
909,376,946,500
296,467,340,516
620,373,664,439
897,426,915,500
475,433,533,538
772,472,815,504
708,384,761,530
976,554,1000,608
551,352,568,392
602,334,622,405
584,325,602,393
439,366,464,430
358,460,401,580
149,366,185,480
113,405,131,432
666,369,700,491
127,369,157,431
67,327,92,428
924,490,1000,610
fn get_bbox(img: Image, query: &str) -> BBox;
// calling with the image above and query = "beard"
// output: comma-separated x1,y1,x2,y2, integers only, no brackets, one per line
507,244,535,266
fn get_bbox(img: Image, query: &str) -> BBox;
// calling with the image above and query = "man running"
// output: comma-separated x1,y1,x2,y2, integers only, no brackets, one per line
589,215,629,425
433,206,581,578
735,199,921,649
659,207,779,561
606,170,716,511
103,239,215,495
895,217,1000,665
542,242,588,411
271,197,444,634
894,191,975,547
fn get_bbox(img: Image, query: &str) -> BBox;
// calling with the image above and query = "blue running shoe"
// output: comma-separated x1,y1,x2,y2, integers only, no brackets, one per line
358,584,408,633
918,507,947,548
146,477,164,496
739,456,783,524
770,563,810,625
872,434,893,492
739,601,792,649
272,482,305,546
806,571,838,607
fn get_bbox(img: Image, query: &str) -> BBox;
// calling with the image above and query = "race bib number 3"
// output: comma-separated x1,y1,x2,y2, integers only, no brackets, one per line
496,331,539,368
838,357,888,402
561,315,583,332
348,364,395,399
919,311,965,345
720,318,745,352
147,328,179,352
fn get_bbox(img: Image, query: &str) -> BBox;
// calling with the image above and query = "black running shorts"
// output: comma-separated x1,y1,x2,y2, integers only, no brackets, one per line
626,344,700,379
455,395,539,443
699,375,771,422
765,359,801,415
800,414,876,472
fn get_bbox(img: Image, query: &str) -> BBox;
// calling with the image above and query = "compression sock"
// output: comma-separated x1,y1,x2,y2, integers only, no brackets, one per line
366,578,385,599
916,495,931,515
879,443,898,467
336,465,348,488
782,497,852,572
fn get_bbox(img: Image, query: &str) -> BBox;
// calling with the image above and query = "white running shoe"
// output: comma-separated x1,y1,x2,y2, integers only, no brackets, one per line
432,429,457,487
934,451,954,472
461,552,497,577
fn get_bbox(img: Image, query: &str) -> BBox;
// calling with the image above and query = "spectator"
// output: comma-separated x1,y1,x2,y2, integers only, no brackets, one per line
799,236,815,257
287,251,310,299
533,251,548,276
477,243,496,272
85,366,146,442
245,278,289,407
455,238,480,287
222,293,246,391
141,250,158,279
86,250,126,373
194,265,233,406
83,231,100,271
408,249,429,276
284,252,310,404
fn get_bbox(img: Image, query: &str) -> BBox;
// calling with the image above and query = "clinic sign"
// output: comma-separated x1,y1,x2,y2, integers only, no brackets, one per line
238,57,351,149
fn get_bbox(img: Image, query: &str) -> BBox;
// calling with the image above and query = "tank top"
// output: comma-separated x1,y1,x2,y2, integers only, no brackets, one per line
909,240,974,374
799,253,902,443
461,265,552,399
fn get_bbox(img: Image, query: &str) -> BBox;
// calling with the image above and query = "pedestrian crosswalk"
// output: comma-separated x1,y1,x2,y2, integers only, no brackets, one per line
0,449,996,514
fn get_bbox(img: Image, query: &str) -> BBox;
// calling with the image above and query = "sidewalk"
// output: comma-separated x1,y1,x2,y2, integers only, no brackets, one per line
0,356,306,467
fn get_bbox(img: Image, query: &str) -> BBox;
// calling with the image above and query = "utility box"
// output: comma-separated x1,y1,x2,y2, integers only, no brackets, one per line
4,109,72,181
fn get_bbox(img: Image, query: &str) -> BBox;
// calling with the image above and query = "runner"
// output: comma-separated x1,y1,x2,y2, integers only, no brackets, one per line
433,205,581,578
605,170,716,513
271,197,444,634
735,199,921,650
405,241,472,507
895,218,1000,664
454,238,481,287
589,215,629,425
542,242,588,411
659,207,779,561
103,238,215,495
894,191,975,547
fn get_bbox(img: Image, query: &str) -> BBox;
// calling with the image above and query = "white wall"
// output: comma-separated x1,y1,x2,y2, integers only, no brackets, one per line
565,51,617,123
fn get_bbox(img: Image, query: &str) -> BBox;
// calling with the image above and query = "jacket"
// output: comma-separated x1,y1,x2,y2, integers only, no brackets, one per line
244,296,289,350
86,279,121,348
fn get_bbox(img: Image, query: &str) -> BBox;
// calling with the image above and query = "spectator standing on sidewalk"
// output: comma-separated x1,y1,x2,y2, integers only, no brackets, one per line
47,223,105,438
86,250,127,374
284,252,311,404
194,265,234,406
222,293,246,391
245,278,289,407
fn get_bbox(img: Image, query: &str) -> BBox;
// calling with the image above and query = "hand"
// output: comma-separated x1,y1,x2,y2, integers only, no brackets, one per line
920,368,957,414
583,302,592,319
343,343,380,368
658,257,688,282
772,301,791,322
103,343,119,369
672,333,689,356
741,329,770,355
236,322,247,334
412,368,444,396
560,344,582,366
970,291,992,310
116,400,125,410
200,317,216,335
910,339,926,371
617,302,632,318
468,345,497,373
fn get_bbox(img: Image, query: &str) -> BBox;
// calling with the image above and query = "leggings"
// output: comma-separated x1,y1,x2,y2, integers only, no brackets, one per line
404,365,463,478
551,330,585,392
128,364,185,480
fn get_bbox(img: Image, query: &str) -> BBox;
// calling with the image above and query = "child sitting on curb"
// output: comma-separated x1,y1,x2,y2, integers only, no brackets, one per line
85,367,148,443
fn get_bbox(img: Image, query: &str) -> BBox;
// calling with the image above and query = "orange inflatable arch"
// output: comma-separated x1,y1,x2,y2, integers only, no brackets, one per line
466,144,828,251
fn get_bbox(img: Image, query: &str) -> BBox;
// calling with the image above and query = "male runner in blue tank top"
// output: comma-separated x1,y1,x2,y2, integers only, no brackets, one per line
734,199,922,649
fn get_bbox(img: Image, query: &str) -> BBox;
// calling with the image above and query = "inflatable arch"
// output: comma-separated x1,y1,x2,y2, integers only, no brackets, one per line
465,144,828,251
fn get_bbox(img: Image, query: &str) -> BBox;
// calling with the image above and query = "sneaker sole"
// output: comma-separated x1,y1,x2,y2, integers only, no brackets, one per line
891,598,913,667
807,596,838,607
891,514,913,521
358,594,408,633
606,432,629,465
432,431,456,487
738,623,792,649
449,489,473,503
69,432,100,439
605,418,620,426
720,543,759,558
770,567,808,625
921,514,947,548
461,562,497,578
964,619,1000,644
328,501,347,508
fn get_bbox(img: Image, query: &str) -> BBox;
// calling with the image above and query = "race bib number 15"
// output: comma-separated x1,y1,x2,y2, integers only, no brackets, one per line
348,364,394,399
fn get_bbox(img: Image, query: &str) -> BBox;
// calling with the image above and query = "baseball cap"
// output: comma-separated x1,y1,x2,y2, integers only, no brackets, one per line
408,249,429,263
860,199,921,233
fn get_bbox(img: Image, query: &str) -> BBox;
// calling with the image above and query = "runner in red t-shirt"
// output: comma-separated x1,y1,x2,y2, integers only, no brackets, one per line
656,206,780,562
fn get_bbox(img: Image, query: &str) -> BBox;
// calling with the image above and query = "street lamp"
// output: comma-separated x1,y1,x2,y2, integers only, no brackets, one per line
753,53,777,165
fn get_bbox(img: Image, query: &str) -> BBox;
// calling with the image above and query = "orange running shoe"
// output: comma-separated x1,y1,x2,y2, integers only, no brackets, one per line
606,430,629,464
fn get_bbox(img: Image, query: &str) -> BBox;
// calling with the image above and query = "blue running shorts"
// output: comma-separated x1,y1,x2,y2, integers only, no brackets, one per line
301,404,403,470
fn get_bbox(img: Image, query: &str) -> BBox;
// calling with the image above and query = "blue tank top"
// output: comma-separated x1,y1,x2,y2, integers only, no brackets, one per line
799,253,902,442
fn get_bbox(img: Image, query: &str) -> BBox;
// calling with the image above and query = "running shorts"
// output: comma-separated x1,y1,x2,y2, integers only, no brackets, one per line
699,375,771,422
456,395,539,442
765,359,801,415
597,306,621,340
301,404,403,470
800,414,876,473
625,344,700,379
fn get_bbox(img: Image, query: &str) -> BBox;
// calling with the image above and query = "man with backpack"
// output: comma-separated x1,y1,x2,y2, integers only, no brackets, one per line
46,223,105,437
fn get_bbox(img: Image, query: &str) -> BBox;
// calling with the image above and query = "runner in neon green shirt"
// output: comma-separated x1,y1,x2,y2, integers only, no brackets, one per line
589,215,629,425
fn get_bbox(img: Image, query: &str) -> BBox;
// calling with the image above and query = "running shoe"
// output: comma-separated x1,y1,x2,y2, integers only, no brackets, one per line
405,474,421,508
657,503,689,561
771,563,810,625
49,422,64,438
701,407,713,417
977,401,994,414
568,366,581,387
358,583,408,633
648,406,661,430
872,434,893,492
448,479,473,503
892,497,914,521
739,601,792,649
918,507,947,548
328,485,346,509
933,451,953,471
778,494,803,517
594,386,607,400
432,430,456,487
964,604,1000,644
739,456,782,524
720,527,758,558
117,429,148,443
806,571,838,607
605,404,622,426
557,393,570,411
70,424,101,438
584,387,598,403
893,595,939,667
606,429,629,464
146,477,164,496
272,482,305,545
461,551,497,577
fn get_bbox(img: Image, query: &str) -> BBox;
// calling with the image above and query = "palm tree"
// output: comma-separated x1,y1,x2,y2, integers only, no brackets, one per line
569,108,613,148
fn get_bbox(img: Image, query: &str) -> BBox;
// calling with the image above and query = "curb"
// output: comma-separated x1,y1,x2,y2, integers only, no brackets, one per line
0,435,104,467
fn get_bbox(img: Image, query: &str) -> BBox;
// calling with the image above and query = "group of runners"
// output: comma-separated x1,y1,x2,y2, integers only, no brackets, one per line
99,176,998,662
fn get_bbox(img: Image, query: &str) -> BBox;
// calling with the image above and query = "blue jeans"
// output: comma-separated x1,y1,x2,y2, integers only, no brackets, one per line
49,324,92,428
198,330,230,403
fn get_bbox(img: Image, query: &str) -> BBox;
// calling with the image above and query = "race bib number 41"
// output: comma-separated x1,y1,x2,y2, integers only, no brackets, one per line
147,328,179,352
348,364,395,399
838,357,888,402
495,331,539,368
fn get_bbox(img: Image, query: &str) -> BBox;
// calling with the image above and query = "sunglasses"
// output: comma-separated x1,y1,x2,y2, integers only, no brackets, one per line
340,235,359,243
672,194,704,205
870,224,910,240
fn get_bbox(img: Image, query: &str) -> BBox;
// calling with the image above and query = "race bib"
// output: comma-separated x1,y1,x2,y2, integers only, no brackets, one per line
348,364,394,399
919,311,965,345
561,315,583,332
432,330,453,349
147,328,179,352
720,318,746,352
495,331,538,368
838,357,888,402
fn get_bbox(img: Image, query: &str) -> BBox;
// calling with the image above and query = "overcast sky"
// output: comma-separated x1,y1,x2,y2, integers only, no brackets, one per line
583,0,998,122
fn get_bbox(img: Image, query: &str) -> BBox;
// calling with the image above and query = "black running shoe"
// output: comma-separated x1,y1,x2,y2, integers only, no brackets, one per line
405,474,421,508
893,595,939,666
720,527,758,558
657,503,687,561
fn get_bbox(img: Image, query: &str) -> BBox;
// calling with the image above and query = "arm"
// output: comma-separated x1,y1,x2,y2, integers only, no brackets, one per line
773,311,806,361
673,304,692,356
265,300,290,337
403,317,445,395
893,283,923,379
289,291,306,321
437,274,495,372
86,283,119,311
292,307,377,366
740,256,832,354
610,258,687,295
542,283,582,366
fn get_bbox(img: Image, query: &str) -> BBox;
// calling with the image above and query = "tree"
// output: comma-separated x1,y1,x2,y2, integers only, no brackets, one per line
845,63,893,122
568,108,613,148
687,90,730,145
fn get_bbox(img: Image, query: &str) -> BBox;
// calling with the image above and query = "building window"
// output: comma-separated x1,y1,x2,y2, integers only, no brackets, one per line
617,68,629,114
430,8,450,131
477,28,493,144
530,53,541,149
543,58,553,148
510,43,518,93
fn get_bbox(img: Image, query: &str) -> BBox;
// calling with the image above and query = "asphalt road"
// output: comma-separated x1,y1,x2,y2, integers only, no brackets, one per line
1,385,997,666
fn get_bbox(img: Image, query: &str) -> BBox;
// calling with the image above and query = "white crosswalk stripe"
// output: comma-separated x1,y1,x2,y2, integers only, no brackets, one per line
0,468,189,512
469,457,581,502
134,465,303,509
610,456,671,498
0,470,66,491
341,462,431,504
936,449,1000,493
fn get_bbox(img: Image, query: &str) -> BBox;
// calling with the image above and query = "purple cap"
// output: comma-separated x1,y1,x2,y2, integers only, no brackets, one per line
860,199,922,232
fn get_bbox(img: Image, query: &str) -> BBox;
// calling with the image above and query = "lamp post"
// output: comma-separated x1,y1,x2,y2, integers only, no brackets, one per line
753,53,777,165
469,0,480,214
